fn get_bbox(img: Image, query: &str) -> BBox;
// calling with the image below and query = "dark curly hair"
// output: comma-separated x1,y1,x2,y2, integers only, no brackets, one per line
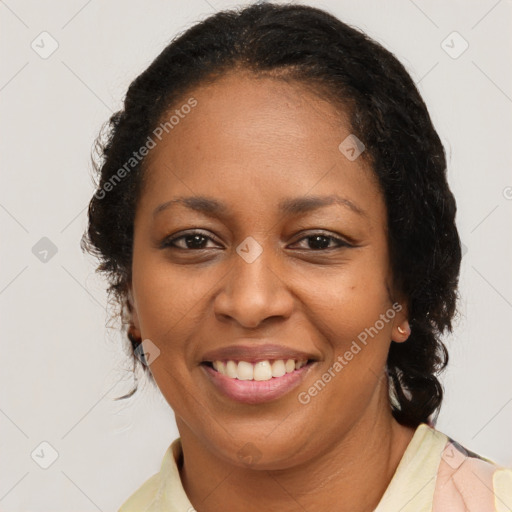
81,2,461,428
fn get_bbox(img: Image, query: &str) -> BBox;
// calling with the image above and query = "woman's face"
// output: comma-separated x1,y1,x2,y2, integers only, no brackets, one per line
130,71,409,468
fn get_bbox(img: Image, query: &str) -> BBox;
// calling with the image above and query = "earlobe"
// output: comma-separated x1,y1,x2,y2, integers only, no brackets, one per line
390,292,410,343
128,324,142,345
394,321,411,343
127,288,142,344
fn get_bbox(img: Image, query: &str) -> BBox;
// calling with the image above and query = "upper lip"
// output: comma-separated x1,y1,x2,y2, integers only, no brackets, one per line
201,343,318,364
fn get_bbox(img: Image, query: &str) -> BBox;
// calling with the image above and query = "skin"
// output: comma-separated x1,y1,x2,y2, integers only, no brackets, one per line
129,70,416,512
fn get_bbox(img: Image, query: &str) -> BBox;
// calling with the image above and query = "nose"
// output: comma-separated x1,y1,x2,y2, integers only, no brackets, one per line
213,244,294,329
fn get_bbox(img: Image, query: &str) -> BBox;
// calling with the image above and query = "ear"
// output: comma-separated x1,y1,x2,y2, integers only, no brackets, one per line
127,285,142,342
390,297,411,344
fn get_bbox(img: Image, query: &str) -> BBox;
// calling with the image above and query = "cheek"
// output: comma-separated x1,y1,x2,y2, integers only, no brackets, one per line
307,250,392,347
131,255,211,412
314,284,393,371
300,269,395,422
132,252,219,341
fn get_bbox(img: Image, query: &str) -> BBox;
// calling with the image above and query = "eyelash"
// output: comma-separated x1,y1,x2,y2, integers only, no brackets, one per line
160,230,353,251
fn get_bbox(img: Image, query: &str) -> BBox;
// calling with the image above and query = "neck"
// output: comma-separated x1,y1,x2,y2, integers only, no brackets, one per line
177,388,416,512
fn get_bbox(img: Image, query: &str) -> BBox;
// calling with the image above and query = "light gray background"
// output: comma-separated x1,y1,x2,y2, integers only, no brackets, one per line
1,0,511,510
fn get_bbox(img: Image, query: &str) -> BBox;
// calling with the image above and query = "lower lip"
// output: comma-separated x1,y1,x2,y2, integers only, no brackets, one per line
201,363,314,405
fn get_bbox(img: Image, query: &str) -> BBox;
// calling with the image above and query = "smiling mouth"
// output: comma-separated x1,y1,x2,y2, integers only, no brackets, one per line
202,358,314,381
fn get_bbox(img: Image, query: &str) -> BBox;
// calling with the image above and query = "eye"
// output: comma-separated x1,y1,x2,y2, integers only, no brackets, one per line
160,230,353,252
160,230,221,250
290,232,353,251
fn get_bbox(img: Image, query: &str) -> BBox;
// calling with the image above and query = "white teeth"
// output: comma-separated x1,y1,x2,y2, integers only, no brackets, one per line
210,358,308,380
271,359,286,377
226,360,238,378
237,361,254,380
253,361,272,381
285,359,296,373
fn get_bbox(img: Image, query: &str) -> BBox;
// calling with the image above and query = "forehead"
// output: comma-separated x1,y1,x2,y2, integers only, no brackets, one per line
160,70,350,156
140,71,383,222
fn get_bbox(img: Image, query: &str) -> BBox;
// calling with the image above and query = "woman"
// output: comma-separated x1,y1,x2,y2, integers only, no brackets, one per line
82,3,512,511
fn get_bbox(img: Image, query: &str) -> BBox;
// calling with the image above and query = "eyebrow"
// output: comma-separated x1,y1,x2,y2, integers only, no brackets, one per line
153,194,366,218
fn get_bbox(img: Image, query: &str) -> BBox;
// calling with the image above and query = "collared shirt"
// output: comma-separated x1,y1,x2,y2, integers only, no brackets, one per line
118,423,512,511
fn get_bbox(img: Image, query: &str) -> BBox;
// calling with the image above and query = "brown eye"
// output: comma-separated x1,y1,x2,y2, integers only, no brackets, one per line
161,231,220,250
292,232,353,251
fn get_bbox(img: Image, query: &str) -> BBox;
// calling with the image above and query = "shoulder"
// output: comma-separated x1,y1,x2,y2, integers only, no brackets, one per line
118,472,162,512
118,438,183,512
432,430,512,512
